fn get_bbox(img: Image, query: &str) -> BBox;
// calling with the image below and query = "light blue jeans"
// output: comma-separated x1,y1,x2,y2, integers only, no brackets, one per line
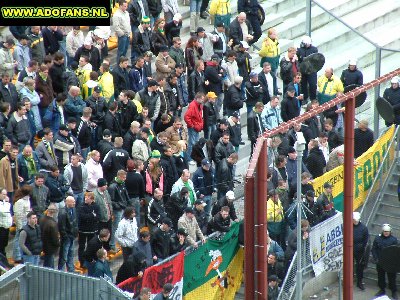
13,230,22,261
187,127,199,161
58,236,75,272
202,195,212,217
23,255,40,266
110,209,123,250
190,0,202,12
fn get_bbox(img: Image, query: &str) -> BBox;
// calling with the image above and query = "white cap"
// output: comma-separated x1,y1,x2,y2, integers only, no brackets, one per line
84,36,92,46
302,36,312,45
352,212,361,221
391,76,399,84
240,40,249,49
349,59,357,66
382,224,391,232
173,13,182,21
226,190,235,200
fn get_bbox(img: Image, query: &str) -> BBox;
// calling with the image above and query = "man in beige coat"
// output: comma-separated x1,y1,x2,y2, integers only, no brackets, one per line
177,207,206,247
155,45,176,78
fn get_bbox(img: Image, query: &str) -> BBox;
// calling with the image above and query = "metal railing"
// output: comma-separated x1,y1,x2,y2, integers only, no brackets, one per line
306,0,400,138
359,126,400,227
0,264,130,300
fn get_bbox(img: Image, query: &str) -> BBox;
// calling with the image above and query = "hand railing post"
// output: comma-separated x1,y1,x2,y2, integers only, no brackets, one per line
374,47,382,139
306,0,312,36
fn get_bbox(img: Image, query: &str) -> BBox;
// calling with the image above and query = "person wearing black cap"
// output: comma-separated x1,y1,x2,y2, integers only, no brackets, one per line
97,129,114,163
210,118,229,146
197,27,216,62
178,206,205,247
303,189,318,226
169,37,185,67
94,178,113,234
227,111,242,150
268,274,280,299
171,227,189,254
315,182,336,224
155,45,176,78
212,23,230,58
286,146,310,188
14,35,32,73
0,38,17,78
280,85,301,122
151,217,174,260
192,158,215,218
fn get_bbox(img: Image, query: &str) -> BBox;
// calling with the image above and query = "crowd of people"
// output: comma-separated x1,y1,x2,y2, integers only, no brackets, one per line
0,0,392,298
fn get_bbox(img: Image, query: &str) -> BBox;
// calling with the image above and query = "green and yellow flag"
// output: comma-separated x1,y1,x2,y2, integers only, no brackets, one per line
183,222,244,300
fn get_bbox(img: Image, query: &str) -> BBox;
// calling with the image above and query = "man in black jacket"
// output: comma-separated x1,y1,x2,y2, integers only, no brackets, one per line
19,212,42,266
147,188,168,228
83,229,111,276
159,145,179,201
135,80,161,123
77,192,100,268
224,76,244,117
45,165,70,207
74,41,101,72
216,152,238,199
208,206,231,233
245,72,264,113
112,56,130,99
247,102,264,156
103,137,129,183
151,217,173,260
0,74,19,113
280,85,301,122
40,204,60,268
229,13,253,47
108,169,131,252
86,86,107,148
49,52,66,94
353,212,369,290
211,190,239,221
118,90,139,136
58,196,79,272
188,60,206,102
123,121,140,157
97,129,114,163
297,36,318,102
103,102,122,140
340,59,363,88
128,0,150,35
73,107,93,161
238,0,262,45
132,19,152,63
305,139,326,179
205,55,224,114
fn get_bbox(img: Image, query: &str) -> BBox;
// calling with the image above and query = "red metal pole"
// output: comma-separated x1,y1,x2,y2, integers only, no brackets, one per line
256,140,268,299
244,176,255,300
343,96,355,300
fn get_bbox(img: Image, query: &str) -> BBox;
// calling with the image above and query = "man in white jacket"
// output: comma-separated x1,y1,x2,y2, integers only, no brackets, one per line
115,207,138,261
64,154,88,206
66,27,84,68
112,0,132,64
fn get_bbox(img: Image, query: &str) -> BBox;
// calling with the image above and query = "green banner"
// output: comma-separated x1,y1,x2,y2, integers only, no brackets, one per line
183,222,241,295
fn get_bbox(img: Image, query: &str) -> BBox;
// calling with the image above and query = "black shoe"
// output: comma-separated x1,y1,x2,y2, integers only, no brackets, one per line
357,282,365,290
239,141,245,145
200,12,208,19
393,291,399,300
375,290,385,297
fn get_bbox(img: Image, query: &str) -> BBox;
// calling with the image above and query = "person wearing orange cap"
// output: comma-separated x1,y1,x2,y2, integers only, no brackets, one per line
204,91,218,139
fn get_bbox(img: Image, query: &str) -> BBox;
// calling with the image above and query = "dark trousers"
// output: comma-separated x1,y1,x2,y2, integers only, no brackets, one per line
0,227,9,256
377,264,397,292
247,14,262,45
78,232,96,266
354,251,364,284
43,254,55,268
301,72,317,101
200,0,210,11
122,246,133,262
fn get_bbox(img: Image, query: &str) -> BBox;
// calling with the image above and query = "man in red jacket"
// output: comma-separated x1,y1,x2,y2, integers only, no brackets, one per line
184,92,205,163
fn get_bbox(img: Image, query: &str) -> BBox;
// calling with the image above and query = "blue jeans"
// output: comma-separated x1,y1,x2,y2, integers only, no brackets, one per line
190,0,202,12
13,230,22,261
110,209,123,250
204,125,216,139
43,254,55,268
187,127,199,161
58,236,75,272
80,147,90,163
130,197,141,226
247,103,255,114
73,192,84,207
202,195,212,217
117,35,130,63
23,255,40,266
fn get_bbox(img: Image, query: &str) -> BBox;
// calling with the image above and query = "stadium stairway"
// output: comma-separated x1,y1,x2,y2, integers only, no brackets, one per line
363,161,400,285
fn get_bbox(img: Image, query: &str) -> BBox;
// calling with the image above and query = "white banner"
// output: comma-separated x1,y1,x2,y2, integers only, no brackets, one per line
309,212,343,277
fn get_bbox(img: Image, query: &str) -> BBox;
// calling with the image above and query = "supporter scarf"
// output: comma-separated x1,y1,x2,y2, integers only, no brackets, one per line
115,177,124,184
158,28,165,35
42,137,56,161
24,155,36,178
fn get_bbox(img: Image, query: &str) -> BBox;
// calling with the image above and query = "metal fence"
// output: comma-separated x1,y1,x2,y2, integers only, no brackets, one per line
0,264,130,300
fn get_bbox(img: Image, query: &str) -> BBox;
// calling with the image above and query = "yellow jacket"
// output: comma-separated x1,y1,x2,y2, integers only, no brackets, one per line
98,71,114,101
267,198,284,222
133,99,143,114
259,37,280,58
209,0,231,15
317,75,344,96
